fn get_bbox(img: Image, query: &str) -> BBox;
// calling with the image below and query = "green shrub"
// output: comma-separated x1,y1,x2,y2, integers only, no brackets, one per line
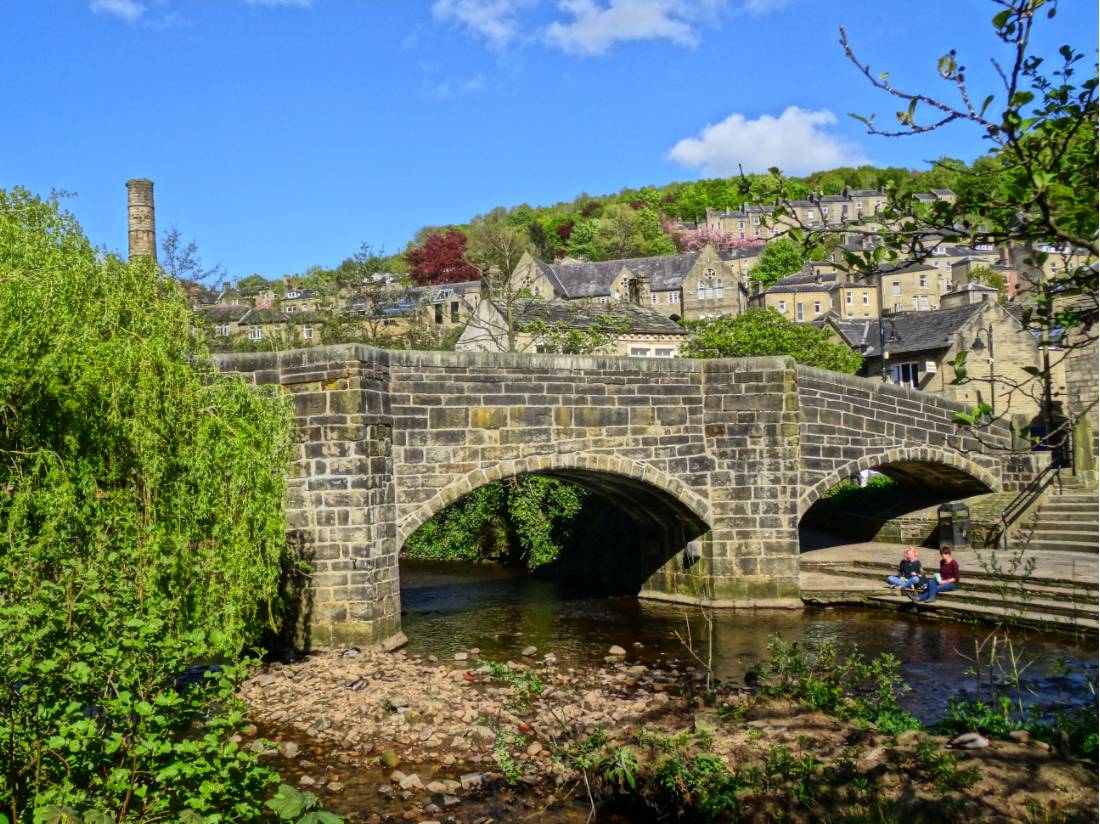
0,189,298,820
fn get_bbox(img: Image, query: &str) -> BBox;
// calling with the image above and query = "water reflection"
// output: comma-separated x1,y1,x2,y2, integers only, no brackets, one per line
400,559,1097,724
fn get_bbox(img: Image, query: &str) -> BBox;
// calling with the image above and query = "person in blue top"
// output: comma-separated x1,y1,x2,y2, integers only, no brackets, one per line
886,546,922,590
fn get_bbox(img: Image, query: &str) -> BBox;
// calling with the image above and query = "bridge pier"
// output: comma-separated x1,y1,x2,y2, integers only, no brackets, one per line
216,345,1014,650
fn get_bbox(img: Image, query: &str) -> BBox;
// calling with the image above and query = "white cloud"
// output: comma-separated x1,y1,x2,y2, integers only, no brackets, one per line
544,0,723,55
741,0,790,14
90,0,146,22
432,0,530,49
668,107,867,176
432,74,487,99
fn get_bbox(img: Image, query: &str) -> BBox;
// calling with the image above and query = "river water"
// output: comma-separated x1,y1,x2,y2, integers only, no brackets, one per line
400,559,1097,723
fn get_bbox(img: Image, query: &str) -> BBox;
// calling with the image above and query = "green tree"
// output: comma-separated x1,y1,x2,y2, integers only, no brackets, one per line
750,237,807,287
0,188,296,819
683,309,864,373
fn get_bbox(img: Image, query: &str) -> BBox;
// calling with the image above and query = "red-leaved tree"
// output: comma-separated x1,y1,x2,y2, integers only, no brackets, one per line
405,230,480,285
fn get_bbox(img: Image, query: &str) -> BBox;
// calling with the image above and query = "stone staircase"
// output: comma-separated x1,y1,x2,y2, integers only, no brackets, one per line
802,556,1099,632
1011,485,1098,554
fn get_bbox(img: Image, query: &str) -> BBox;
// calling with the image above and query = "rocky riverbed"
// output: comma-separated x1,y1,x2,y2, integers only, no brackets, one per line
240,647,1099,823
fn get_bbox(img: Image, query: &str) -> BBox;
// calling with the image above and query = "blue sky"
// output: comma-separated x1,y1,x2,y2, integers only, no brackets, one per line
2,0,1095,281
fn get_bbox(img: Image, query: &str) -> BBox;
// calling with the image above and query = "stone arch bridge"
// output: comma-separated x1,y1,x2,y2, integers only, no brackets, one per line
216,345,1036,649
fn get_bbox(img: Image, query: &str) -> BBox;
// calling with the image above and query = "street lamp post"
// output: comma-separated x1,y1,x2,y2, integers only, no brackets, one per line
970,324,995,416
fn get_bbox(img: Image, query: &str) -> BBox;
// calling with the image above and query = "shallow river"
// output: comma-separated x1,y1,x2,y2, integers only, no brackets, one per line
400,559,1097,723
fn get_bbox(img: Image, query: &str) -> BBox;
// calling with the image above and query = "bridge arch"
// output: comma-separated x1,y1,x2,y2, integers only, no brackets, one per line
797,445,1000,520
398,451,712,546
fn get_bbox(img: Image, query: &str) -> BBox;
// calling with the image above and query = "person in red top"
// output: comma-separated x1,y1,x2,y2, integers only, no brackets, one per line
914,547,961,603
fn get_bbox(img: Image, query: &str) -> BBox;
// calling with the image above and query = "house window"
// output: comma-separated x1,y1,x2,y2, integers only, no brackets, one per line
715,280,724,299
778,300,787,314
739,221,745,230
891,362,920,389
805,210,815,221
302,325,314,340
919,274,928,287
655,348,674,357
822,206,829,218
893,303,902,313
891,281,901,296
697,283,705,300
215,325,229,337
669,292,679,304
248,327,262,341
450,301,460,323
796,303,804,321
862,292,870,305
597,296,608,304
754,228,761,238
813,300,821,314
434,304,444,324
918,296,929,310
845,292,853,305
912,296,919,309
630,347,651,357
652,293,659,305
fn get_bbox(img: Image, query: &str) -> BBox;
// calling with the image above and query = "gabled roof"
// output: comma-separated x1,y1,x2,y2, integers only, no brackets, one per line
814,314,876,349
863,304,985,357
239,308,287,325
501,298,687,336
774,270,838,287
543,253,701,298
198,304,249,322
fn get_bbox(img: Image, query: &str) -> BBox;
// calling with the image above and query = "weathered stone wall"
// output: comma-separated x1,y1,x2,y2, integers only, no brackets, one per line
214,346,1026,649
216,346,403,650
795,365,1015,517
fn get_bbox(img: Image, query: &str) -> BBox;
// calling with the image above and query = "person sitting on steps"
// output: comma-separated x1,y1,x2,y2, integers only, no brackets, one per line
912,547,961,603
886,546,922,590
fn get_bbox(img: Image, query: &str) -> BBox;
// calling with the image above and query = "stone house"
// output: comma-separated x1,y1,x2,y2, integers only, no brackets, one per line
751,272,834,323
455,297,688,357
827,280,879,320
940,282,1001,309
237,307,324,346
199,304,249,339
506,245,749,322
281,288,323,314
859,301,1060,418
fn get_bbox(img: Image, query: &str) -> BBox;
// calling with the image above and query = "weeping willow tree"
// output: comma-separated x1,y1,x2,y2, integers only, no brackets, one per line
0,189,296,820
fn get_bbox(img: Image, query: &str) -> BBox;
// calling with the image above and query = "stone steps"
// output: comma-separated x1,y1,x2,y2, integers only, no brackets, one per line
865,593,1099,632
817,563,1096,606
1010,488,1099,554
808,557,1097,593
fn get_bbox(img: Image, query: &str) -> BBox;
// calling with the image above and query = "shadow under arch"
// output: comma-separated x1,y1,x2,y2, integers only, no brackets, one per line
798,445,1000,521
397,453,713,598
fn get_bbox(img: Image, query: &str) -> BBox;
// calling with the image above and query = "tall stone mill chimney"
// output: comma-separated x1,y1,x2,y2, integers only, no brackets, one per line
125,178,157,262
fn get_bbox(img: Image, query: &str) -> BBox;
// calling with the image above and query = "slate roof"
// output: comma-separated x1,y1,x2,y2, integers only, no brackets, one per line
812,314,875,349
542,254,701,298
239,308,287,325
942,282,998,298
199,304,249,322
501,299,687,336
826,281,873,293
765,283,834,295
863,304,985,357
774,270,838,287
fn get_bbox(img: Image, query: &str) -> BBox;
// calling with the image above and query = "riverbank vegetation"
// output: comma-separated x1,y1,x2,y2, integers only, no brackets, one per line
0,189,308,820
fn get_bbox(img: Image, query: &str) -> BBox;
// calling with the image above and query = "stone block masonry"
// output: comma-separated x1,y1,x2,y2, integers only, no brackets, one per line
215,345,1024,649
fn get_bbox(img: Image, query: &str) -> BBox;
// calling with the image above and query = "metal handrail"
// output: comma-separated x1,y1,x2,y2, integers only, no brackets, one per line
996,461,1061,550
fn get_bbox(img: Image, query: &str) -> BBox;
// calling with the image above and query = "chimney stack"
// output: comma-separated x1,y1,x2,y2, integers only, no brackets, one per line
631,274,652,307
126,178,157,262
